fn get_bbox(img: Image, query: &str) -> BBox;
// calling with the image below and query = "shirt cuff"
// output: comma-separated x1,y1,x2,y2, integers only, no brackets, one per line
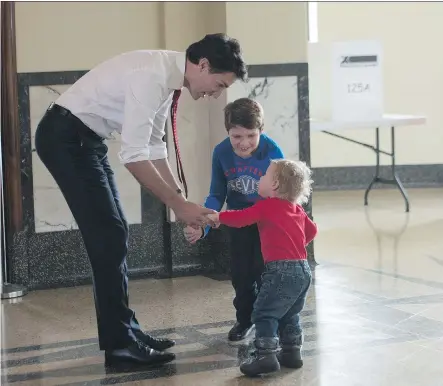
148,143,168,161
118,147,151,164
118,144,168,164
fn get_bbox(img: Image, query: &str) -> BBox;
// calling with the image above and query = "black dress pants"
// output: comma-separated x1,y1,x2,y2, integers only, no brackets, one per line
229,224,264,327
35,105,141,350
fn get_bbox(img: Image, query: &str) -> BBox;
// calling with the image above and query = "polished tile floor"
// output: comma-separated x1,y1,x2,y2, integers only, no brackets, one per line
2,188,443,385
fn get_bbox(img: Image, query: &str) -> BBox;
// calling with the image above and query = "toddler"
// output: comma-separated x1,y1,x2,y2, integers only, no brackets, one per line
208,159,317,377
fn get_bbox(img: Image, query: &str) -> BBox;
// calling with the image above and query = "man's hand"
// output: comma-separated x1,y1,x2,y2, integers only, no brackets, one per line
172,201,216,228
183,226,203,244
207,213,220,228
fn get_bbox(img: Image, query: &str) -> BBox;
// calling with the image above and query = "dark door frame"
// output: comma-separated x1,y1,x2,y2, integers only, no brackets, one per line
1,2,22,279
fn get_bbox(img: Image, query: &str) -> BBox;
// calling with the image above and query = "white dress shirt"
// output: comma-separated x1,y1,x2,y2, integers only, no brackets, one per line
56,50,185,164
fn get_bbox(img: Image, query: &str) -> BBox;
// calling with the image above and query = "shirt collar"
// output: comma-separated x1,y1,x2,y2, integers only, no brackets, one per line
167,52,186,91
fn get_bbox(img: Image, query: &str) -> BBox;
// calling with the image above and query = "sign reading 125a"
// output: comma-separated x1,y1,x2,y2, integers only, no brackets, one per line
332,41,383,122
347,83,370,93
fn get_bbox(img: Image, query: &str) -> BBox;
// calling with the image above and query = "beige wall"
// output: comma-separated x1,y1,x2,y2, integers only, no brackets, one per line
15,2,163,72
226,2,308,64
311,2,443,168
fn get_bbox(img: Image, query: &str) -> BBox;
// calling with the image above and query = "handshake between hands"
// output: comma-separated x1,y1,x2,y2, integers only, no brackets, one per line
171,200,221,244
183,212,220,244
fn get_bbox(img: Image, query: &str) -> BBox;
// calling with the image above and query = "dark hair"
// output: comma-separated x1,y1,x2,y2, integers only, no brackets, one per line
186,33,248,82
224,98,264,131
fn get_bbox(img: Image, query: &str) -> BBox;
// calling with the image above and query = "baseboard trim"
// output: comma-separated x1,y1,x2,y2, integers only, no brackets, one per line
312,164,443,190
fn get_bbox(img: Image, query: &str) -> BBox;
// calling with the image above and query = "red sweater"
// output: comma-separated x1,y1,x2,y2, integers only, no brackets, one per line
219,197,317,263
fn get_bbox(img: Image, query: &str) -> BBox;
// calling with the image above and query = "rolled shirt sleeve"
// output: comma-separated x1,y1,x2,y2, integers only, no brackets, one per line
147,97,170,160
118,71,169,164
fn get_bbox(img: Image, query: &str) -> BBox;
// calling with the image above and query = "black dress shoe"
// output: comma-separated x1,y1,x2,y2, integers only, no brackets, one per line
228,322,254,342
133,330,175,351
105,341,175,366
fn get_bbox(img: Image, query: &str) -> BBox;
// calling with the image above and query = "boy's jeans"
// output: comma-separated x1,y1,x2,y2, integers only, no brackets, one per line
252,260,312,348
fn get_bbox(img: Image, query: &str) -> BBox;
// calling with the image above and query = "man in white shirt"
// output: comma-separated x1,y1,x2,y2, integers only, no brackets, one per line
34,33,247,367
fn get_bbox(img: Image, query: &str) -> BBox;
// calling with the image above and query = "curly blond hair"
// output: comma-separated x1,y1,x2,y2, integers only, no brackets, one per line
271,159,313,204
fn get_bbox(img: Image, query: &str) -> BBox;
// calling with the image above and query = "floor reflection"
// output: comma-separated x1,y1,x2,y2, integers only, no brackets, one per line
2,188,443,385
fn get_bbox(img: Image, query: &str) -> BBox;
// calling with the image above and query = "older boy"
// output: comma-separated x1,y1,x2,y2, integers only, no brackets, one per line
184,98,284,342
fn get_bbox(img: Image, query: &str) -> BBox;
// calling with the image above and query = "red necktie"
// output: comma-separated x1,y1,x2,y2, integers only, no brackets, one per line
171,89,188,198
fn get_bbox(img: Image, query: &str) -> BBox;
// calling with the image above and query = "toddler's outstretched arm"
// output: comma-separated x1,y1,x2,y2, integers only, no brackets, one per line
218,203,263,228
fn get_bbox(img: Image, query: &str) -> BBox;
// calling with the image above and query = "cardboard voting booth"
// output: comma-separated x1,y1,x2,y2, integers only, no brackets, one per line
309,40,383,122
